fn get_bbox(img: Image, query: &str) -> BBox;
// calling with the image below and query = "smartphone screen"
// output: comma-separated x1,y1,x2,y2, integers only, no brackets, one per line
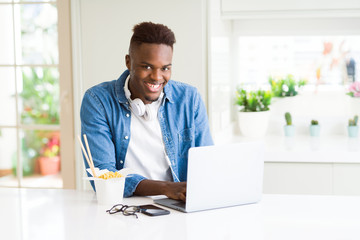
139,204,170,216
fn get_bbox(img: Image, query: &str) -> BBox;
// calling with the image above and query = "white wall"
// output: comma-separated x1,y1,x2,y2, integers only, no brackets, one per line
77,0,208,99
207,0,234,143
221,0,360,19
222,0,360,12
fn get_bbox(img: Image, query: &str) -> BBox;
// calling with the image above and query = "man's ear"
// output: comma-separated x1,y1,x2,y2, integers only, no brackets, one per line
125,54,131,70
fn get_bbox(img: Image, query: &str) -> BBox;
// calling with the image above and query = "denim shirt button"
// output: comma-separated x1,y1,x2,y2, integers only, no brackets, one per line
120,160,124,164
126,113,130,117
124,136,129,140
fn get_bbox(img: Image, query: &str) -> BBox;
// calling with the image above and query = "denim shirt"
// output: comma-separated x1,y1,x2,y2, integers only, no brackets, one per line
80,70,213,197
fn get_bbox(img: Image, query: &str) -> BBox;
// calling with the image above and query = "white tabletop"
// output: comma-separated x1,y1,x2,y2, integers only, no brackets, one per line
2,188,360,240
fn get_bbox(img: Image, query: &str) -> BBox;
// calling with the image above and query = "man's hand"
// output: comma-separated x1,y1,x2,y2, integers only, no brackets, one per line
134,180,187,202
163,182,186,202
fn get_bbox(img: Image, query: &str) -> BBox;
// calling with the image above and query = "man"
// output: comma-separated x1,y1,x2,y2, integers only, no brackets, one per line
80,22,213,202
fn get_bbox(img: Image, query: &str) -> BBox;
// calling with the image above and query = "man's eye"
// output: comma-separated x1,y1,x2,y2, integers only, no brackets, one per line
143,66,151,70
163,67,170,71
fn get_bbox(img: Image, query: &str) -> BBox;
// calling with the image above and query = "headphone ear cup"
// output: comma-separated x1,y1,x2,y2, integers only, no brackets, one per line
130,98,146,117
144,105,155,121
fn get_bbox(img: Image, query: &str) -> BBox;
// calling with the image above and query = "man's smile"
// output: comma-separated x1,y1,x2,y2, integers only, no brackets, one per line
145,82,163,92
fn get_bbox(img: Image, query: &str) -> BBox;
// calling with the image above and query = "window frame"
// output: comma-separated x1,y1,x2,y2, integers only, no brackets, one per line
0,0,75,188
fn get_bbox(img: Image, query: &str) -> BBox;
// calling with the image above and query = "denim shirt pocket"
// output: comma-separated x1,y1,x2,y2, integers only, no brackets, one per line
178,127,194,157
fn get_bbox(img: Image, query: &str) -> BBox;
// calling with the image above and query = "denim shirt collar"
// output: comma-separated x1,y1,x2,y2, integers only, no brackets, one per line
115,70,174,105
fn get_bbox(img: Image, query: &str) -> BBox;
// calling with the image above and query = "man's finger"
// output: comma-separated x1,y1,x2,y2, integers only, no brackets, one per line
179,192,186,202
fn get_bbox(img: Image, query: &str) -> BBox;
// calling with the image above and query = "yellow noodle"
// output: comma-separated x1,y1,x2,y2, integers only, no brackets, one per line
98,171,123,179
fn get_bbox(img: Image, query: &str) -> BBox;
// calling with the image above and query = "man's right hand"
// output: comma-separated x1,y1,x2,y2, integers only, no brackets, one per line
134,180,187,202
163,181,186,202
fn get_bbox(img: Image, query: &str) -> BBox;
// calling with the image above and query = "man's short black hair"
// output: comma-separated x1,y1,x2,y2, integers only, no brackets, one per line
129,22,176,52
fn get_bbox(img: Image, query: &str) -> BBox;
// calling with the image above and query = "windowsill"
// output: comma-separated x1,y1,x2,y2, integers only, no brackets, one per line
225,85,360,164
232,135,360,164
0,173,63,188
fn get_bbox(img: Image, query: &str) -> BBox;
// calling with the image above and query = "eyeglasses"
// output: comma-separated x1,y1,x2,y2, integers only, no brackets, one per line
106,204,140,218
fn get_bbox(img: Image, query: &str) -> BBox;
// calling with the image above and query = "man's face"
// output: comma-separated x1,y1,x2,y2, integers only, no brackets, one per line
126,43,173,104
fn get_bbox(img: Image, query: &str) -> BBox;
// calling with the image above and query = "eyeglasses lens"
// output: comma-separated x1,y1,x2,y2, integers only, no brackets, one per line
106,205,139,218
123,206,139,215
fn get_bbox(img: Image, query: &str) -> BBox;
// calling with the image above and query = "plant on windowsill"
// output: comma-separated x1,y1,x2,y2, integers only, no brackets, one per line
269,74,307,97
38,133,61,176
347,82,360,118
347,82,360,98
0,129,9,177
310,119,320,137
235,87,272,138
284,112,295,137
12,68,60,177
348,115,359,138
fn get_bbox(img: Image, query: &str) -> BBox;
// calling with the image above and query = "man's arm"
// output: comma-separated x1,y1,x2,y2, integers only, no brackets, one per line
134,180,186,202
81,88,146,197
80,89,118,172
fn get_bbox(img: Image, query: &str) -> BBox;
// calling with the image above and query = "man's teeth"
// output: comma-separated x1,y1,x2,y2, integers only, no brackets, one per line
147,83,161,88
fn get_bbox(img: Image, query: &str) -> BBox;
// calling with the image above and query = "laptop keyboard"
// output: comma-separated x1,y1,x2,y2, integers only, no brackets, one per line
172,201,186,208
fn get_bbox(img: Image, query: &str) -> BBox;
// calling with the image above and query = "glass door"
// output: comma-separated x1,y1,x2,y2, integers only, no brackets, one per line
0,0,62,188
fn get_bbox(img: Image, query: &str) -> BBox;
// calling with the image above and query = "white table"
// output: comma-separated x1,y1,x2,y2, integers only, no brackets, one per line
2,188,360,240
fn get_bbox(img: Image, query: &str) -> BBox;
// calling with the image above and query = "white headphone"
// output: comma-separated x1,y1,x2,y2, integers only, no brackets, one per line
124,77,156,121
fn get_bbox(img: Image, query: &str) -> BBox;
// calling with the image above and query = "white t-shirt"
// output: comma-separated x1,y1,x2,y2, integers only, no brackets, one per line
123,77,172,181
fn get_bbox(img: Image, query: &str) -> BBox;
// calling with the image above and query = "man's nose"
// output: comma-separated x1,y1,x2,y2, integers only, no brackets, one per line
150,69,162,81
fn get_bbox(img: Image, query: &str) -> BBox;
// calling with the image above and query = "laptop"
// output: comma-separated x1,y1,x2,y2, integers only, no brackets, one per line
154,141,265,213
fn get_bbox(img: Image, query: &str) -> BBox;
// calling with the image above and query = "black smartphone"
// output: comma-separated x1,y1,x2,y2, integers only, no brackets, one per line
139,204,170,216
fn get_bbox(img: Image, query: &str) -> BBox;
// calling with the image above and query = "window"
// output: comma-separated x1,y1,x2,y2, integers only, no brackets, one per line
229,17,360,137
236,36,360,87
0,0,63,188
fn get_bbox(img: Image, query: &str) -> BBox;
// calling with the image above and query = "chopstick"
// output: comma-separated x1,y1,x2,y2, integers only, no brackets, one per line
83,134,96,175
77,134,97,177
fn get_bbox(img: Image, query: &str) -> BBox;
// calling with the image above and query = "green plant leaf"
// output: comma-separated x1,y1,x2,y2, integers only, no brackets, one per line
235,87,272,112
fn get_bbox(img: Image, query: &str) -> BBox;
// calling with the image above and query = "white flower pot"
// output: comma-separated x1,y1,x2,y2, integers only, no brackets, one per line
309,125,321,137
284,125,296,137
237,110,270,138
348,126,359,138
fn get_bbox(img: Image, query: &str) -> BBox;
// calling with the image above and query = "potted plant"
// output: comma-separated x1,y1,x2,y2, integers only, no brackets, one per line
0,129,9,177
347,82,360,98
347,82,360,117
269,74,307,97
235,87,272,138
38,133,61,175
284,112,295,137
12,68,60,177
348,115,358,138
310,119,320,137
